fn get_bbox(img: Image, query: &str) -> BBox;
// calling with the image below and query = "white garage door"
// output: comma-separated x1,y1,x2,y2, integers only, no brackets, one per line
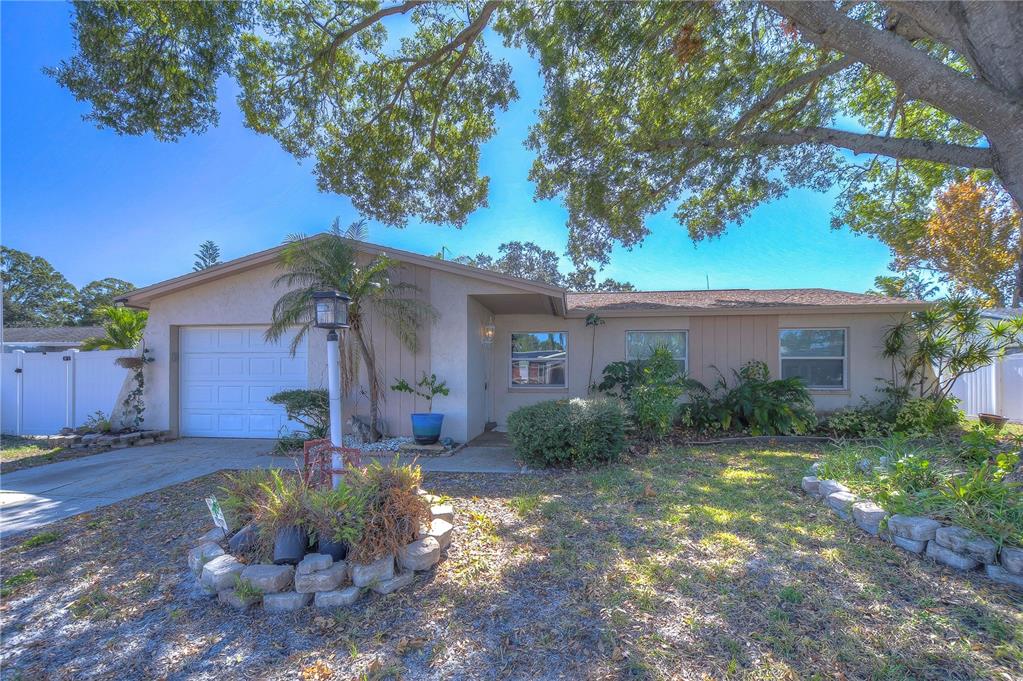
179,326,307,438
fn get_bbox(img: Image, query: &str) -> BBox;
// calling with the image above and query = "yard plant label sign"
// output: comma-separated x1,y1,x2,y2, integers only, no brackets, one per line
205,496,229,532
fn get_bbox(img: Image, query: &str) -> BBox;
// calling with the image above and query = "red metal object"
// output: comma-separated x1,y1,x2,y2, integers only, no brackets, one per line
302,439,362,488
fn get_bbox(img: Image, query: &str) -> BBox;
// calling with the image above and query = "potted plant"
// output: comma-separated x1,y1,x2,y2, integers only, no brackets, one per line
305,483,369,561
978,412,1010,432
391,372,450,445
257,470,311,565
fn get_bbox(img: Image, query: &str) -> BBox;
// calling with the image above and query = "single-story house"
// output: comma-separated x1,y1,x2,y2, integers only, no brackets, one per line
118,237,927,442
1,326,105,353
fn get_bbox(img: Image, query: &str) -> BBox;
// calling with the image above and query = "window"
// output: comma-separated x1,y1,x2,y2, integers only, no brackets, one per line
779,328,846,389
625,330,688,373
511,332,567,387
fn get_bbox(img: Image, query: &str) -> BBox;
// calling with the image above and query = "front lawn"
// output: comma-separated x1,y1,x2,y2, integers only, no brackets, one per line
1,436,105,472
2,445,1020,679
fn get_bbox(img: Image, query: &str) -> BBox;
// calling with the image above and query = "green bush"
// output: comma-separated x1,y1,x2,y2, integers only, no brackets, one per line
684,361,817,435
507,398,628,468
892,396,961,436
824,406,892,438
628,346,688,438
267,389,330,438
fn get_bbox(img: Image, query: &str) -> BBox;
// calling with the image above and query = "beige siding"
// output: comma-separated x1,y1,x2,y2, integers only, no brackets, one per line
687,315,778,385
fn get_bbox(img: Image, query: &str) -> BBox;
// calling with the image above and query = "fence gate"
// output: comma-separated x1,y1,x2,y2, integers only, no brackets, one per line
1,349,132,436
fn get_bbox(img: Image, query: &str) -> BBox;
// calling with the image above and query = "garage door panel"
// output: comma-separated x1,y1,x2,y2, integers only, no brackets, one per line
180,325,307,438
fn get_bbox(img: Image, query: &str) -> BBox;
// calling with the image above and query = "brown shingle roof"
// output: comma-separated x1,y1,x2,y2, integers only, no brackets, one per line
566,288,920,313
2,326,105,343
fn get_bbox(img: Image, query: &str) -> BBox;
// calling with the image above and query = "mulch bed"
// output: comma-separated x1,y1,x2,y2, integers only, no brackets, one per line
2,445,1021,680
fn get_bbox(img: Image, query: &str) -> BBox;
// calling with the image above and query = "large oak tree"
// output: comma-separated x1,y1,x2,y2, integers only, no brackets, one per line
50,1,1023,274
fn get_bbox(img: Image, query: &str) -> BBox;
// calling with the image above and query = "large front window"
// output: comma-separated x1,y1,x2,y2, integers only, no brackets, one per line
511,332,567,387
625,330,687,373
780,328,847,389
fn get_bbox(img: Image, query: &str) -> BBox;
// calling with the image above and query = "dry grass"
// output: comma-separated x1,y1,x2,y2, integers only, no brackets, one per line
1,445,1021,680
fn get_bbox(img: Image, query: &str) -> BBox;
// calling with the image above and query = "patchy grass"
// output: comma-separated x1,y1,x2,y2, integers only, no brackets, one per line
0,435,108,472
17,531,61,551
1,445,1021,680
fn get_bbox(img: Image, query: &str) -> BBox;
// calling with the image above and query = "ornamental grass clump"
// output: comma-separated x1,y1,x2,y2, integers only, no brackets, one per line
345,459,431,563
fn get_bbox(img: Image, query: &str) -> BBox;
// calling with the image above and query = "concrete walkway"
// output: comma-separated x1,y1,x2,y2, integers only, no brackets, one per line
1,438,522,534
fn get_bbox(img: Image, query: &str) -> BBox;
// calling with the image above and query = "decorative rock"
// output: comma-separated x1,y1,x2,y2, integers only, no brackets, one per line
351,555,395,587
817,480,849,498
315,586,361,608
851,500,887,536
229,523,259,554
188,543,224,575
398,536,441,572
296,553,333,575
892,535,927,554
421,518,453,550
372,570,414,595
926,540,980,571
985,564,1023,589
240,564,294,593
934,526,998,564
809,462,820,474
200,554,246,592
197,527,226,544
418,491,442,504
295,561,348,593
856,458,872,474
263,591,312,612
888,514,941,542
1000,546,1023,575
825,491,858,521
431,504,454,523
800,476,820,497
219,588,259,610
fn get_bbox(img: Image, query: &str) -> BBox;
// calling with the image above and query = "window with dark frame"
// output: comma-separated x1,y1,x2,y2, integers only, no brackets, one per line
510,331,567,387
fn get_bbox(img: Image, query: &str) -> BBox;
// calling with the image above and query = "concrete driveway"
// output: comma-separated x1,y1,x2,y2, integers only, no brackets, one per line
1,438,523,534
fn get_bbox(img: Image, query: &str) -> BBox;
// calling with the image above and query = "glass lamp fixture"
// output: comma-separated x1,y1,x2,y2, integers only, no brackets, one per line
312,290,351,329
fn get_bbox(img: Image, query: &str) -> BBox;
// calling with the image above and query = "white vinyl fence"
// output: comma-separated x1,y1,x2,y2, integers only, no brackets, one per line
1,349,133,436
948,351,1023,423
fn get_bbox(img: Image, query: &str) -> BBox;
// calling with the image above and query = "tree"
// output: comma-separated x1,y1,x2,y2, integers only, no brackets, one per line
193,240,222,271
457,241,634,291
891,179,1021,306
49,3,1023,268
80,306,148,350
75,277,136,324
265,219,437,441
868,273,939,301
1,246,77,326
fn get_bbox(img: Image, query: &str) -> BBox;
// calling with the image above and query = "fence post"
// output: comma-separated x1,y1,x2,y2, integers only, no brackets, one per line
14,349,25,436
65,349,79,430
993,355,1004,417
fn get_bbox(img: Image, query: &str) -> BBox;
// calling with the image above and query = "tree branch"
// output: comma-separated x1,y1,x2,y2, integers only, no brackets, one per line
734,55,856,131
651,127,994,168
763,1,1019,133
321,1,429,66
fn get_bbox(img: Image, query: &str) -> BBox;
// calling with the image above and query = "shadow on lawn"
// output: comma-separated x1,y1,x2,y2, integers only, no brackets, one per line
1,447,1021,680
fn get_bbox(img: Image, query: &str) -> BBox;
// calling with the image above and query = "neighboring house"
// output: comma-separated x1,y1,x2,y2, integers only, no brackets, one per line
1,326,105,353
117,237,928,442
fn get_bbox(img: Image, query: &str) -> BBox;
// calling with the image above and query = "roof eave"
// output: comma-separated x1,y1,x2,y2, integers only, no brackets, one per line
564,302,931,318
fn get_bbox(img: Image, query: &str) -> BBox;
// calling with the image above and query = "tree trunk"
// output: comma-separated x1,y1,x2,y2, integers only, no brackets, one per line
352,323,383,442
1013,224,1023,308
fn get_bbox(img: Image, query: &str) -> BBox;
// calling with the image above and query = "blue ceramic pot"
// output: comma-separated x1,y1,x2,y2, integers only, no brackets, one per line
410,413,444,445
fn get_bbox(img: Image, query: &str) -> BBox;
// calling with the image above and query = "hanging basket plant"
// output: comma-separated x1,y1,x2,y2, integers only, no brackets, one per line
115,356,146,370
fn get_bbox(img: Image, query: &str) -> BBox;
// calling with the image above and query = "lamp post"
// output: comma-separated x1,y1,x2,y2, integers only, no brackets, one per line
312,290,350,488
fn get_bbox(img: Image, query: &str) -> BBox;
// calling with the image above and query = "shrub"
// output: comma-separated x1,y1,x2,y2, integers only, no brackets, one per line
345,459,430,562
684,361,817,435
628,346,689,438
595,361,644,399
507,398,628,468
824,406,892,438
220,469,275,529
255,470,313,551
267,389,330,439
306,481,372,547
892,396,961,436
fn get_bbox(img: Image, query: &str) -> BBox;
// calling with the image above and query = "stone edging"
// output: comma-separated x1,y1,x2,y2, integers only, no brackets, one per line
801,465,1022,589
186,491,454,612
26,430,175,451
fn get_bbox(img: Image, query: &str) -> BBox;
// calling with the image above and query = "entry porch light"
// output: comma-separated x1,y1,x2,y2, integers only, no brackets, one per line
312,290,350,488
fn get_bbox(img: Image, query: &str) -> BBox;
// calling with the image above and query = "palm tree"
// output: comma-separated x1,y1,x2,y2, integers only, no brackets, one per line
266,219,437,441
80,306,148,350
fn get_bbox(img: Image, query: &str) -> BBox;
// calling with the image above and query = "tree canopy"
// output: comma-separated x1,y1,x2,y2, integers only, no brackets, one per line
455,241,633,291
51,2,1023,277
193,240,222,271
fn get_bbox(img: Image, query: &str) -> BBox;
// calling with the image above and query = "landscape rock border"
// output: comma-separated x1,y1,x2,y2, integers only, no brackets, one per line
188,489,454,613
802,464,1022,590
33,429,176,451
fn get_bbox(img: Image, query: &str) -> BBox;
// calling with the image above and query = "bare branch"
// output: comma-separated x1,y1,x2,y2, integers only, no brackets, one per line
734,55,856,131
651,127,995,168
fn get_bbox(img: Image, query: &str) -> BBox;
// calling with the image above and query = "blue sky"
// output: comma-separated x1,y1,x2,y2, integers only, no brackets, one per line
2,2,894,291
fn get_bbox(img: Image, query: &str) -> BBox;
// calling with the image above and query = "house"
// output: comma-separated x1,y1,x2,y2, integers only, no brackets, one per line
117,237,928,442
1,326,105,353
